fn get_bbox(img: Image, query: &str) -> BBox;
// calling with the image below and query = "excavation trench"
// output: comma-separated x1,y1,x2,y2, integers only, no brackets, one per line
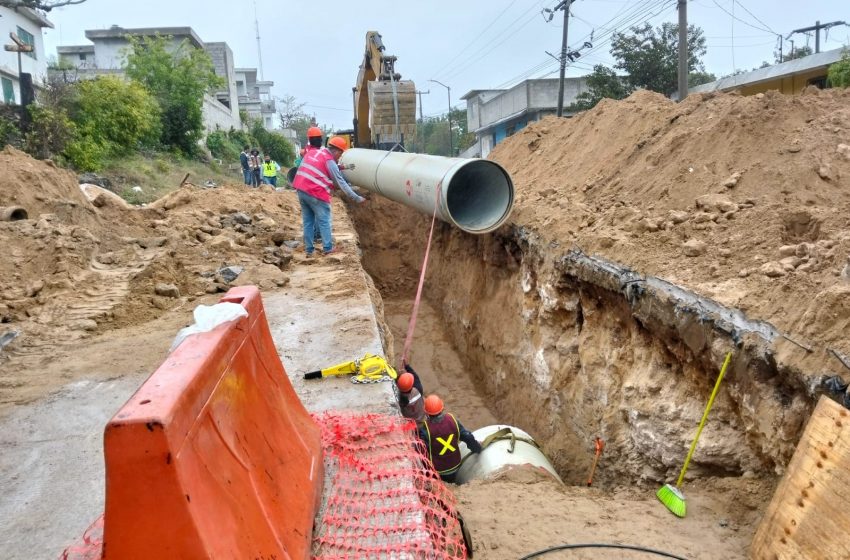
352,197,818,487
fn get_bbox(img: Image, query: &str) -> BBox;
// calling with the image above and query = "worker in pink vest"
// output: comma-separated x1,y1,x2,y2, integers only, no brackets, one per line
292,131,365,256
419,395,482,483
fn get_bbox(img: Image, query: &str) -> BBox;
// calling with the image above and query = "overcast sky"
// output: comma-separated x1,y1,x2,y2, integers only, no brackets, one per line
42,0,848,130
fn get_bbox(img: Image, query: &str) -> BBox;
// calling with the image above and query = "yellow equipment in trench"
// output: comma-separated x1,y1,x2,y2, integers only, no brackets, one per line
303,353,398,383
351,31,416,150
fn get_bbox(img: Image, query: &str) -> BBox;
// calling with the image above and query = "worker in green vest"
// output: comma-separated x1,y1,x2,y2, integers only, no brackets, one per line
262,154,281,186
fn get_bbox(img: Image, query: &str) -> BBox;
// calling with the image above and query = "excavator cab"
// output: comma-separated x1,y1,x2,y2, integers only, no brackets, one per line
353,31,416,150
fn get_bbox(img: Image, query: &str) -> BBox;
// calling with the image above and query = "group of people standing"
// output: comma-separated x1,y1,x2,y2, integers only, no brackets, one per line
240,146,281,188
396,363,483,483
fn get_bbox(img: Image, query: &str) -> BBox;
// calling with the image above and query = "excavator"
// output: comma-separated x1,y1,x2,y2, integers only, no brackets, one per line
343,31,416,151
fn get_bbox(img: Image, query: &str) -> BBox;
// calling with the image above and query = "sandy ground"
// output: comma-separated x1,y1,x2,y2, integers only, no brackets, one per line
382,296,773,559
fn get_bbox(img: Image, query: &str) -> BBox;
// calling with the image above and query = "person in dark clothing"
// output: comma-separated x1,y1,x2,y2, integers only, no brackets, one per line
401,360,424,395
397,372,425,425
419,394,482,483
239,146,251,185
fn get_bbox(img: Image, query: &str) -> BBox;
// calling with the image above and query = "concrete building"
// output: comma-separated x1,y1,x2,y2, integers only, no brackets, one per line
688,47,846,97
54,25,278,133
461,77,588,158
235,67,277,130
0,6,53,104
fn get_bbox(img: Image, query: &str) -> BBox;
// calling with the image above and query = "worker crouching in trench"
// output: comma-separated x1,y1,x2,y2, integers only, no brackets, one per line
397,366,482,483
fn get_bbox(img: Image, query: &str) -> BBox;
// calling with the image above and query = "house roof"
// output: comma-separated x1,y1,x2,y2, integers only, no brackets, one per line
57,45,95,54
689,47,846,95
460,89,505,101
85,26,204,49
16,7,54,29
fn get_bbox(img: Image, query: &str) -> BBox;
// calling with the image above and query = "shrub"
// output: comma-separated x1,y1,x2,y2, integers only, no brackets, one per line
25,104,75,160
250,120,295,167
828,50,850,88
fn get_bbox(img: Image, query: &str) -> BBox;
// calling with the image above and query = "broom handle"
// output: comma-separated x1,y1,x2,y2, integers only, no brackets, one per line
676,352,732,488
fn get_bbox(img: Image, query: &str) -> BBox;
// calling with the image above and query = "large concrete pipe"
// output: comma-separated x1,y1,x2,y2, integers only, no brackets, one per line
0,206,28,221
339,148,514,234
456,425,563,484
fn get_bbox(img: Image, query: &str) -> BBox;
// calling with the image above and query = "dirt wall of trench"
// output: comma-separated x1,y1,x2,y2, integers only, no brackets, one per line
352,197,818,485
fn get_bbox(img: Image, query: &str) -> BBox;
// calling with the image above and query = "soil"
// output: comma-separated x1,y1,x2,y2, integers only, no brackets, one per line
489,88,850,357
3,86,849,559
0,147,342,409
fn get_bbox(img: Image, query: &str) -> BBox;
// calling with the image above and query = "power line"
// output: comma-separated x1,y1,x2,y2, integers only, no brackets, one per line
710,0,773,35
429,0,519,77
501,0,673,89
434,0,549,81
492,0,675,91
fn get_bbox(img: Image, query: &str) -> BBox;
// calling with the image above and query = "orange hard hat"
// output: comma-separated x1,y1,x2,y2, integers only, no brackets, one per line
327,136,348,152
397,372,414,392
307,126,323,138
424,395,444,416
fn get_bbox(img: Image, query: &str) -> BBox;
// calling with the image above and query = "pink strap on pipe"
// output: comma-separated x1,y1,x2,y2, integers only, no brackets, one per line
401,183,442,366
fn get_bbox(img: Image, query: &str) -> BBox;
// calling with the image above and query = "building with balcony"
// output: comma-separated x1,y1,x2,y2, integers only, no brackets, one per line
0,6,54,104
53,26,257,133
235,67,277,130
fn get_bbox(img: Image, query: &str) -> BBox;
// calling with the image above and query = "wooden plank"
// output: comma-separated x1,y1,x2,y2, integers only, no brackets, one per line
750,396,850,560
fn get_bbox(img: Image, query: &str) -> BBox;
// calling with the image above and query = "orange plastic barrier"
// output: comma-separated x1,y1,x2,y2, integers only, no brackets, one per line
68,286,323,559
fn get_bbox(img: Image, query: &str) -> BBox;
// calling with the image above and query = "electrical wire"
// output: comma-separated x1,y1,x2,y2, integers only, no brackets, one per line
518,543,689,560
493,0,674,89
710,0,773,35
430,0,519,77
435,0,549,81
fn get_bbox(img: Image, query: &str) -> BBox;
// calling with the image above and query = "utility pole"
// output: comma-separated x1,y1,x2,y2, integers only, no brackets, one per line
554,0,574,117
787,20,847,54
429,80,452,156
677,0,688,101
253,0,264,80
415,90,429,121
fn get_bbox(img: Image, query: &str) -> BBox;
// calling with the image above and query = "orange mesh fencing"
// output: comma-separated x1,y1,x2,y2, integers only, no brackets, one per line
312,411,469,559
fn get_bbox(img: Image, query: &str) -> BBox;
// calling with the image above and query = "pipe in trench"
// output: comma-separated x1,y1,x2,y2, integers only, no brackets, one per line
0,206,28,221
340,148,514,234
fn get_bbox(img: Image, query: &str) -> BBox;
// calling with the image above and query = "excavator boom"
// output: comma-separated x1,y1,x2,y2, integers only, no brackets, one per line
353,31,416,150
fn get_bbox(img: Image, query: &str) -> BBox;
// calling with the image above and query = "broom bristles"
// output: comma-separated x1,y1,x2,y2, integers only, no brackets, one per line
656,484,687,518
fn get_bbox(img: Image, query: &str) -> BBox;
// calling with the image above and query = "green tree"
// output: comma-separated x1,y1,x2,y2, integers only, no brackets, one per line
781,45,813,63
250,120,295,167
571,65,630,111
0,0,86,9
125,35,223,155
611,22,708,97
828,50,850,88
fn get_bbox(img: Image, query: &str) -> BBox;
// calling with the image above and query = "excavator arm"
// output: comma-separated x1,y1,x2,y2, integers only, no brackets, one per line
352,31,416,150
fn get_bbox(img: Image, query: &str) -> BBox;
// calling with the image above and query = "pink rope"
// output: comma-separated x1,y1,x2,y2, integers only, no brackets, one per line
400,183,442,366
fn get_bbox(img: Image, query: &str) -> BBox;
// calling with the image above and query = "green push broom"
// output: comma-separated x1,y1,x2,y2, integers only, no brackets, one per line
657,351,732,518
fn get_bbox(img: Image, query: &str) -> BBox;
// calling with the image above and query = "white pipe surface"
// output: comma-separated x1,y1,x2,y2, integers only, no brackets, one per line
340,148,514,234
456,425,563,485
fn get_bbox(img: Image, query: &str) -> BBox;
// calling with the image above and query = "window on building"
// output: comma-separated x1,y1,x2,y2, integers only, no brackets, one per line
79,53,87,61
506,124,516,137
2,77,14,104
16,27,36,60
808,76,827,89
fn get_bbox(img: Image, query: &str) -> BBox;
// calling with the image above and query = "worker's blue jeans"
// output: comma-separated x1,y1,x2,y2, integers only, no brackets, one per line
297,190,332,254
242,169,252,185
263,176,277,186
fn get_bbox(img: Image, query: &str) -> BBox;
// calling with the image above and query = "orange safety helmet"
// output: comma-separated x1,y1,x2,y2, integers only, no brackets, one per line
397,372,415,393
327,136,348,152
307,126,323,138
424,395,444,416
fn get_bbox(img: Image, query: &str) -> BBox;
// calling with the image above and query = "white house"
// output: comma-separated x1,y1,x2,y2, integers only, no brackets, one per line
54,25,259,133
0,6,53,104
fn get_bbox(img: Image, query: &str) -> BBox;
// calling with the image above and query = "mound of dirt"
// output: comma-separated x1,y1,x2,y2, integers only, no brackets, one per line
490,88,850,356
0,148,308,405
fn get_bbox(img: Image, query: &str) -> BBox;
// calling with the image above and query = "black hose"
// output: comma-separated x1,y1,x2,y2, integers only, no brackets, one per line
518,543,689,560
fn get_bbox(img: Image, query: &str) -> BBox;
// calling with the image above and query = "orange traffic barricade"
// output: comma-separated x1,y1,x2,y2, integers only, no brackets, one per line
63,286,323,559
